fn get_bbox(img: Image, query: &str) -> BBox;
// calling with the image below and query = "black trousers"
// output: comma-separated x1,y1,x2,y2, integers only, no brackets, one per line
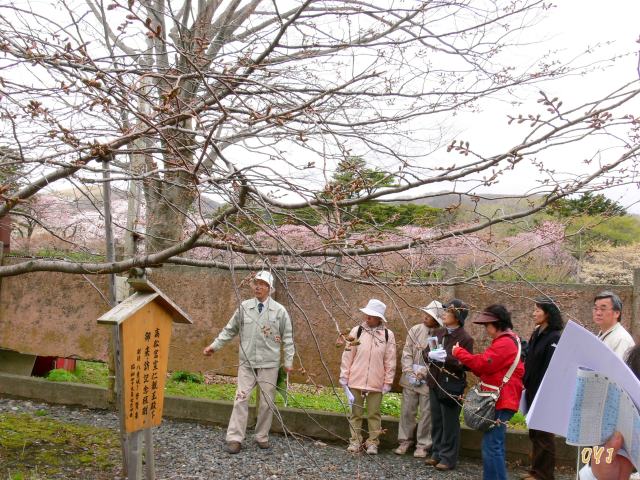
429,389,462,468
528,429,556,480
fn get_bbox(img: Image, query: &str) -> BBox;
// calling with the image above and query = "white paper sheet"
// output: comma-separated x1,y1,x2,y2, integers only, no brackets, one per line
527,321,640,439
566,367,640,468
519,389,528,416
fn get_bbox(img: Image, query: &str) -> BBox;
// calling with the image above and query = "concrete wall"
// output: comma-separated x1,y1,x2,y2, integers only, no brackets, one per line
457,281,634,352
0,262,635,386
0,268,112,360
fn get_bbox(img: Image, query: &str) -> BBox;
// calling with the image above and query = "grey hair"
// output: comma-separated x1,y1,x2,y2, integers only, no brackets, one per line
594,290,623,322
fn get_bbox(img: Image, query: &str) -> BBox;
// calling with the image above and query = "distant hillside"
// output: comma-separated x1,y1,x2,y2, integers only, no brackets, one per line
400,191,546,214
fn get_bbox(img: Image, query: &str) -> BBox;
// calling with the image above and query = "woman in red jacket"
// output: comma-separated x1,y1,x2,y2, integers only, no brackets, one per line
452,304,524,480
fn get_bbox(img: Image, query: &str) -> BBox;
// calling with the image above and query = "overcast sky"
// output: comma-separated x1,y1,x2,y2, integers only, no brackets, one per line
235,1,640,212
455,0,640,212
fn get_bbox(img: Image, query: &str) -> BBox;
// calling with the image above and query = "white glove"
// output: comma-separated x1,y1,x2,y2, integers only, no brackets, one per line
428,349,447,362
343,386,355,407
339,377,348,387
382,384,392,394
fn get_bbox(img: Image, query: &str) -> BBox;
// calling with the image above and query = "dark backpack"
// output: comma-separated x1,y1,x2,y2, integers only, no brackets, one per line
356,325,389,343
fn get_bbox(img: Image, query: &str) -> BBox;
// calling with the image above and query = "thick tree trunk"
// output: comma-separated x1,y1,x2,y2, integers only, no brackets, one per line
143,124,198,254
144,178,197,253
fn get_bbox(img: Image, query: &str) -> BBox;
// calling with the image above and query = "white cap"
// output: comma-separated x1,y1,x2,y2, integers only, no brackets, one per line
359,298,387,323
254,271,274,288
420,300,444,326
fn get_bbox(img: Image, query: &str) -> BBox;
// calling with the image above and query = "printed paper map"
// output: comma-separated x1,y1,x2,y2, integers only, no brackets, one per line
567,367,640,468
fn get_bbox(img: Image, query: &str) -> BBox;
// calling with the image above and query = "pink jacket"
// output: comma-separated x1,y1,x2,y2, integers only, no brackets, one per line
339,324,397,392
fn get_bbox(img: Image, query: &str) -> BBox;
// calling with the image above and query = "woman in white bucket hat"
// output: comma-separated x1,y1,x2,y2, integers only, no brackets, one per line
339,299,397,455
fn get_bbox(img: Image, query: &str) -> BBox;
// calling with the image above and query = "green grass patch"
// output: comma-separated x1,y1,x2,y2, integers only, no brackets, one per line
45,369,78,382
58,362,529,426
273,386,402,417
169,370,204,384
276,387,351,414
165,380,238,402
508,411,527,429
0,412,119,479
74,360,110,387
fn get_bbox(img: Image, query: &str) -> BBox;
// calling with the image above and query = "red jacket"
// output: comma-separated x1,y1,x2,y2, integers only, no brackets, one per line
453,331,524,411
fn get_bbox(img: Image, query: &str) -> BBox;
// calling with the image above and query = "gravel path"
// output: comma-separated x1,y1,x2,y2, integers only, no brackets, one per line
0,397,577,479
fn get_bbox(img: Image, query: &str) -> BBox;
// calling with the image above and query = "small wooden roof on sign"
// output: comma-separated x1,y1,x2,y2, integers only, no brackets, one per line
97,277,193,326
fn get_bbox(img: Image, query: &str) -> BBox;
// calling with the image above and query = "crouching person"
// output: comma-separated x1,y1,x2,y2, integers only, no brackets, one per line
340,299,397,454
394,300,443,458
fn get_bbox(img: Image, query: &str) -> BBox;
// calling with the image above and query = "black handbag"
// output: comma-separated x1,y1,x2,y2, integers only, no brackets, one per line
463,336,521,432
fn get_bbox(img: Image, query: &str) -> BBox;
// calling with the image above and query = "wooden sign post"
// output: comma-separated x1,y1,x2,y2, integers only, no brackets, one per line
121,303,171,432
99,274,192,480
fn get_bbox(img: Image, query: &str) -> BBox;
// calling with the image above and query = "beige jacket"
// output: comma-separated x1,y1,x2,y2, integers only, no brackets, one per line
339,323,396,392
598,322,634,359
399,323,433,395
210,297,295,369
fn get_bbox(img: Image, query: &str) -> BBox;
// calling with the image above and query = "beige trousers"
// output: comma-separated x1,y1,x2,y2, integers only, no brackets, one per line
398,387,432,448
226,365,278,443
349,389,383,446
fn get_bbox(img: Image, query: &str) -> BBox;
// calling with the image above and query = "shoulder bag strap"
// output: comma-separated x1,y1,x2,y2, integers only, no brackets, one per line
499,335,521,389
479,335,521,394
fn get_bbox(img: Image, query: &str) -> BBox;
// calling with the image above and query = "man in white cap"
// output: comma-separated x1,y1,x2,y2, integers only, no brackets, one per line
203,271,294,454
393,300,443,458
339,298,397,454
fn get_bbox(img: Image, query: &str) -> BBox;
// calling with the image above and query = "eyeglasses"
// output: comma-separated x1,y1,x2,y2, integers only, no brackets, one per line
592,306,613,313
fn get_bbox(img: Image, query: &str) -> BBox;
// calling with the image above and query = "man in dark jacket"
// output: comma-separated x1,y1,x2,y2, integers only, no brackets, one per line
423,299,474,471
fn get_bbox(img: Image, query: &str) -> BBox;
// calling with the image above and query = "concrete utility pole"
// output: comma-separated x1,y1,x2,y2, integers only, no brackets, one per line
102,159,129,473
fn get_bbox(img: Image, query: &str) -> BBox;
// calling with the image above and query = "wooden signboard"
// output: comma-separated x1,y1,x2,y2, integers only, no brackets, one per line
121,302,172,433
98,275,192,480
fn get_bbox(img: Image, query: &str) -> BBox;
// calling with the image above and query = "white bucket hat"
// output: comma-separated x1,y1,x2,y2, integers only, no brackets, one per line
254,271,274,288
420,300,444,326
359,298,387,322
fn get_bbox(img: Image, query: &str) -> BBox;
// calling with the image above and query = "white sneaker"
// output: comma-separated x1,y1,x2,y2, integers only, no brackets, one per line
365,443,378,455
347,442,361,453
393,441,412,455
413,445,429,458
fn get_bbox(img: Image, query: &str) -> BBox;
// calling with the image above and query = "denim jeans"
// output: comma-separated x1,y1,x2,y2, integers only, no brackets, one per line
481,409,515,480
